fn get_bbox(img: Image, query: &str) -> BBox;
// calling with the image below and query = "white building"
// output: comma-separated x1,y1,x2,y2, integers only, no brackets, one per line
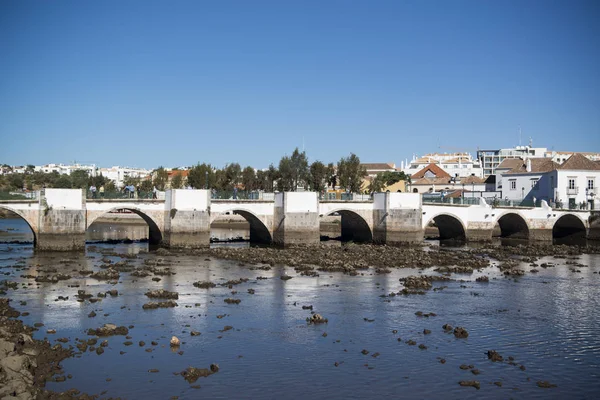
499,154,600,209
35,163,98,177
544,151,600,165
401,153,483,178
98,166,152,188
477,145,548,176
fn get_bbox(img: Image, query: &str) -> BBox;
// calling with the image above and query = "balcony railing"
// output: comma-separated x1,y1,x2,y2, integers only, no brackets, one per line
566,186,579,195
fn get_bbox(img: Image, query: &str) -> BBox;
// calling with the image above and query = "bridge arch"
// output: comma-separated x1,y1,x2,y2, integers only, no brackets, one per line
0,205,37,245
553,214,587,239
87,207,163,245
425,213,466,242
210,208,272,244
494,212,529,239
322,208,372,243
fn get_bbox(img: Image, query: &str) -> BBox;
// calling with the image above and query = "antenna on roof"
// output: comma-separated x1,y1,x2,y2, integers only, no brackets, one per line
518,125,522,147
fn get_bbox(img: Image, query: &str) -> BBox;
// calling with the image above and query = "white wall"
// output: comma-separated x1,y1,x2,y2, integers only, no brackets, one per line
556,170,600,208
501,173,550,201
170,189,209,211
44,189,83,210
389,192,421,209
285,192,318,213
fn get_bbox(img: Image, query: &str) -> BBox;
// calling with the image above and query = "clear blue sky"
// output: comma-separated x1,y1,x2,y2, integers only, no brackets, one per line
1,0,599,170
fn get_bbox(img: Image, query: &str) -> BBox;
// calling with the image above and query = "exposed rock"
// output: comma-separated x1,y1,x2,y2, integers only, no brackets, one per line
537,381,557,388
193,281,216,289
87,324,129,337
145,289,179,299
142,300,178,309
453,327,469,338
487,350,503,362
459,380,480,390
307,314,328,324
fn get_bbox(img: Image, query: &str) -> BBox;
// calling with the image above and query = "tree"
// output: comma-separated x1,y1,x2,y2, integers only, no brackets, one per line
153,167,168,190
25,165,35,174
369,171,410,193
123,176,141,187
337,153,366,193
308,161,328,192
290,148,309,190
224,163,242,190
266,164,279,191
90,173,109,188
53,175,72,189
214,168,227,191
242,166,257,191
187,163,215,189
277,156,293,191
70,170,89,189
104,180,117,192
8,174,24,190
171,172,184,189
256,169,268,191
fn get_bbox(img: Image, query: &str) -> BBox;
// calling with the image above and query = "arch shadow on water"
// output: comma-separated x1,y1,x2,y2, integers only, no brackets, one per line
321,210,372,243
553,214,587,245
0,207,36,246
210,210,272,245
87,208,163,247
425,214,466,245
494,213,529,239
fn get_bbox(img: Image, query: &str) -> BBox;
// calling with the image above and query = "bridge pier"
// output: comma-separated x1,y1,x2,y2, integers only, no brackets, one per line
273,192,319,246
465,226,493,242
589,212,600,240
373,193,423,245
163,190,211,249
37,189,86,251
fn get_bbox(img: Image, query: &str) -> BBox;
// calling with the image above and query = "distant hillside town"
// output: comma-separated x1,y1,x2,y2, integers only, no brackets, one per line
2,143,600,209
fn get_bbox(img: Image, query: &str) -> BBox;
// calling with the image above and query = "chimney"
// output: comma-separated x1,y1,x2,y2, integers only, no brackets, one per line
526,158,532,172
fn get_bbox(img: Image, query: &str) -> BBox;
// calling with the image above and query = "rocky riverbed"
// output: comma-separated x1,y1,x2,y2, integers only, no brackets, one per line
1,240,599,399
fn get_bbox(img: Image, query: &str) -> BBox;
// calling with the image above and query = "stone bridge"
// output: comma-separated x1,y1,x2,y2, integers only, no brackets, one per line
0,189,596,251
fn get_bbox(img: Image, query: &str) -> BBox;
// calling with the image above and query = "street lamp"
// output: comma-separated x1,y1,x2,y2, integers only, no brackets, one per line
205,171,208,189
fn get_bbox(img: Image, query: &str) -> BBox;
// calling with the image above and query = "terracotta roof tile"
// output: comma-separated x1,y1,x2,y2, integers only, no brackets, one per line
412,177,452,185
558,153,600,171
496,158,523,170
505,158,559,174
411,163,451,179
459,175,485,184
361,163,396,171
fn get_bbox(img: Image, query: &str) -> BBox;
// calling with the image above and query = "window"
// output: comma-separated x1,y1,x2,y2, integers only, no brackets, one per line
531,178,539,190
588,179,595,190
510,180,516,190
568,178,576,190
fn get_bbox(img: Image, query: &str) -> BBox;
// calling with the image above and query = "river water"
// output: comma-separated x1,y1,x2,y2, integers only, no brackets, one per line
1,218,600,399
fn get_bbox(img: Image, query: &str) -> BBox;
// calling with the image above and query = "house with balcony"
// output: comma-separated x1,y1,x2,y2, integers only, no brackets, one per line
551,154,600,209
498,154,600,209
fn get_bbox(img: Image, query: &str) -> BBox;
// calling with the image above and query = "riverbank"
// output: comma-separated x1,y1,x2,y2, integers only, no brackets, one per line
0,299,93,399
